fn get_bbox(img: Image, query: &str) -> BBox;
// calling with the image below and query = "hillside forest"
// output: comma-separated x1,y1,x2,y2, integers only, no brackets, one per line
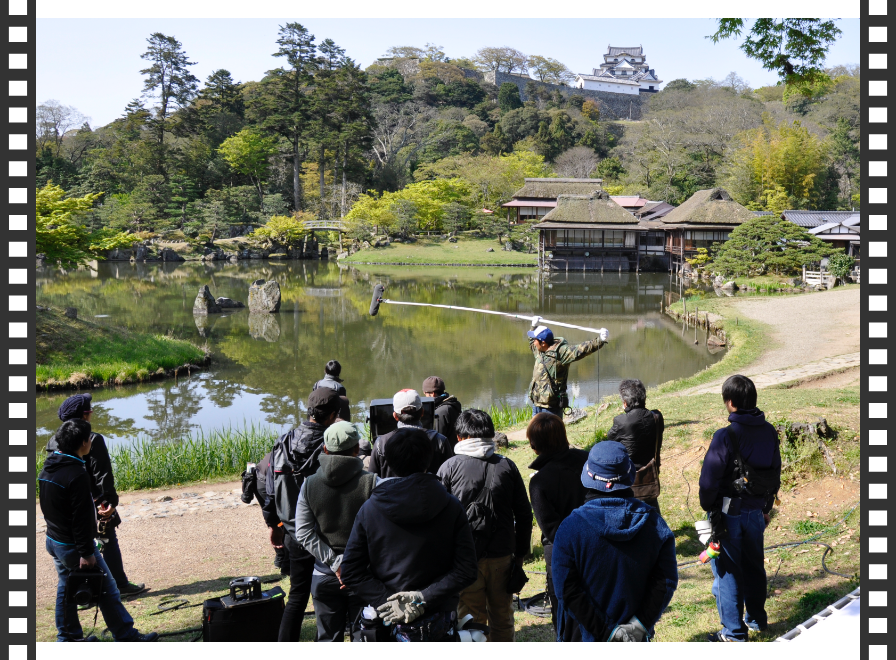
36,25,860,259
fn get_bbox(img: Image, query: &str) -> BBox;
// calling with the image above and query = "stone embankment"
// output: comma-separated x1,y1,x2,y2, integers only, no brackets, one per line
100,239,337,263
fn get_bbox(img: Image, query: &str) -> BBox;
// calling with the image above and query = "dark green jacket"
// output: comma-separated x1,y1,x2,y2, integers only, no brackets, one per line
528,336,605,408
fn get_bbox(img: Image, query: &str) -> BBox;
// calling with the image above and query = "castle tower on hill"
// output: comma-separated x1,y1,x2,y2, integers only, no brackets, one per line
574,45,662,95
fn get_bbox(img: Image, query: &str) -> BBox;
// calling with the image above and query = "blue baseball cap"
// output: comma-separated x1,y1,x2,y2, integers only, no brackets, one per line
581,441,637,492
527,325,554,343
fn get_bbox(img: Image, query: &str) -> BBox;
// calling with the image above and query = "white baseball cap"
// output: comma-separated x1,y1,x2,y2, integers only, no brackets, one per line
393,389,422,413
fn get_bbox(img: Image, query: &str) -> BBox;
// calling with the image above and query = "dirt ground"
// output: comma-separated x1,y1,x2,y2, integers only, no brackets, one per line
679,288,860,396
36,481,277,614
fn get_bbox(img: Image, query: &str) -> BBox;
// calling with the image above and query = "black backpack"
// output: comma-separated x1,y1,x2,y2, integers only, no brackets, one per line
465,459,497,559
729,426,781,498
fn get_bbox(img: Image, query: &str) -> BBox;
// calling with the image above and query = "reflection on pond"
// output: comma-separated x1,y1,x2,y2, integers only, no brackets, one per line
36,261,726,448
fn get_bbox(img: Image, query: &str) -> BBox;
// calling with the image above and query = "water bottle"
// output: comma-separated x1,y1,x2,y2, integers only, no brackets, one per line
699,541,721,563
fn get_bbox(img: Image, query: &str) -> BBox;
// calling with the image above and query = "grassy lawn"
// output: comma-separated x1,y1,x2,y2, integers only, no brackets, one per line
343,235,538,266
36,306,206,388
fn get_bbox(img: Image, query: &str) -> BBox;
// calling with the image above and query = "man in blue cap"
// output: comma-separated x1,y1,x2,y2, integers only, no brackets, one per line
551,441,678,642
46,393,146,598
527,318,609,417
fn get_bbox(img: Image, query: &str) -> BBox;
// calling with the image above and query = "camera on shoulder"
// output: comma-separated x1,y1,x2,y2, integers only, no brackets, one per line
66,568,106,608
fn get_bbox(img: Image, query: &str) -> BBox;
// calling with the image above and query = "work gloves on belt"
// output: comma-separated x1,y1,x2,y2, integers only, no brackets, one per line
608,616,649,642
376,591,426,624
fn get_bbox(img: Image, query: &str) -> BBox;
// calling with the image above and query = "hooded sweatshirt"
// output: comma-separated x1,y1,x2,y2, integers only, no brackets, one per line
552,497,678,641
46,431,118,507
699,407,781,512
433,394,462,446
437,439,533,559
294,454,376,575
39,452,99,558
340,472,478,612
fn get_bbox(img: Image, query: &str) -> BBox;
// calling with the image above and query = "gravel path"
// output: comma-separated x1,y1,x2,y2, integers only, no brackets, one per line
678,288,861,396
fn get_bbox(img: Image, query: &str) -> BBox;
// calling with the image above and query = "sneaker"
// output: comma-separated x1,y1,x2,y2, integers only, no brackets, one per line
127,631,159,642
746,621,768,632
72,635,99,642
119,582,147,596
707,631,739,642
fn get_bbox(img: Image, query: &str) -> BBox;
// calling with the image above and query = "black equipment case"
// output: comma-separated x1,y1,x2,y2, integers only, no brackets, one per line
202,577,285,642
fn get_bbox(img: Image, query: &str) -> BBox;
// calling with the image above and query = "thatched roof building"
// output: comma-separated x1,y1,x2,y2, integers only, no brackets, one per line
511,178,604,199
660,188,755,226
536,190,639,228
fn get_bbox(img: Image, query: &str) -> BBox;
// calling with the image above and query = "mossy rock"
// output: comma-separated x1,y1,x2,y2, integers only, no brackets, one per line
268,253,288,260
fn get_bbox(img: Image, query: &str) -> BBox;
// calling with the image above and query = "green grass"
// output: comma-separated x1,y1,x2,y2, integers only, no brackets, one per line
488,403,532,429
343,235,538,266
36,306,206,388
37,422,277,492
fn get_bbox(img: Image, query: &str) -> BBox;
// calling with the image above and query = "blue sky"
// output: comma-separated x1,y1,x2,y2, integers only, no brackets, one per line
37,18,860,129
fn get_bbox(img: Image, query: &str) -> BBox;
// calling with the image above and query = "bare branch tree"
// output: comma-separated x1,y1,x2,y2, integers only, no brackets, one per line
554,146,600,178
36,100,88,157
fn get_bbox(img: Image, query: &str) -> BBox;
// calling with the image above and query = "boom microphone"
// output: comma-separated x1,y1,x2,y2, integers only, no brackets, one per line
368,284,606,336
369,283,385,316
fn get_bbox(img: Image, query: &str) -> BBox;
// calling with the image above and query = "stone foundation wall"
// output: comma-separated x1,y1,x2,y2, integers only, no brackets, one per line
483,70,645,120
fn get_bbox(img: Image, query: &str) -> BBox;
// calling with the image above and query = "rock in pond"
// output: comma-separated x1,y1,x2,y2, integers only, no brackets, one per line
215,297,245,309
194,285,222,314
248,279,281,313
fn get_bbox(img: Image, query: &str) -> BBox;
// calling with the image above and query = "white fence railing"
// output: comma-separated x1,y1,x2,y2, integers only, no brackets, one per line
803,266,835,287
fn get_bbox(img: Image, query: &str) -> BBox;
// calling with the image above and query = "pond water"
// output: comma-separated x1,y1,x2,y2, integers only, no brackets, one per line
36,261,728,447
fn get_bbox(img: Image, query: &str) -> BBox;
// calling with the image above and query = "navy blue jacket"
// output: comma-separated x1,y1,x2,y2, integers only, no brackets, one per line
699,408,781,512
552,497,678,641
340,472,478,613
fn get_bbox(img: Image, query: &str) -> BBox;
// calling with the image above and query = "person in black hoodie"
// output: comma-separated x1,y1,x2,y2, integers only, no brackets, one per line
422,376,462,447
605,379,664,511
341,427,478,640
437,409,532,641
263,388,341,641
699,375,781,642
40,419,157,643
46,393,146,597
526,412,588,641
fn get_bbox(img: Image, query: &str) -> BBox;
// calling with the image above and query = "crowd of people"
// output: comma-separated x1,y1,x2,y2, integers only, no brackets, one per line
39,322,782,644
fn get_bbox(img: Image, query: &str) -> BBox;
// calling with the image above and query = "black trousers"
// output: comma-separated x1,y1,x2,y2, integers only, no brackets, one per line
544,544,581,642
311,573,362,642
100,526,129,589
279,533,316,642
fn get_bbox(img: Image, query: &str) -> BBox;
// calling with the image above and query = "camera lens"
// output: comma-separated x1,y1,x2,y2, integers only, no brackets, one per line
74,585,92,606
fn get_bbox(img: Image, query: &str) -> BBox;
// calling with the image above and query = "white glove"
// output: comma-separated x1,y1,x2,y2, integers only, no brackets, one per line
608,616,648,642
376,591,425,624
599,328,609,343
530,315,542,329
458,629,488,642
